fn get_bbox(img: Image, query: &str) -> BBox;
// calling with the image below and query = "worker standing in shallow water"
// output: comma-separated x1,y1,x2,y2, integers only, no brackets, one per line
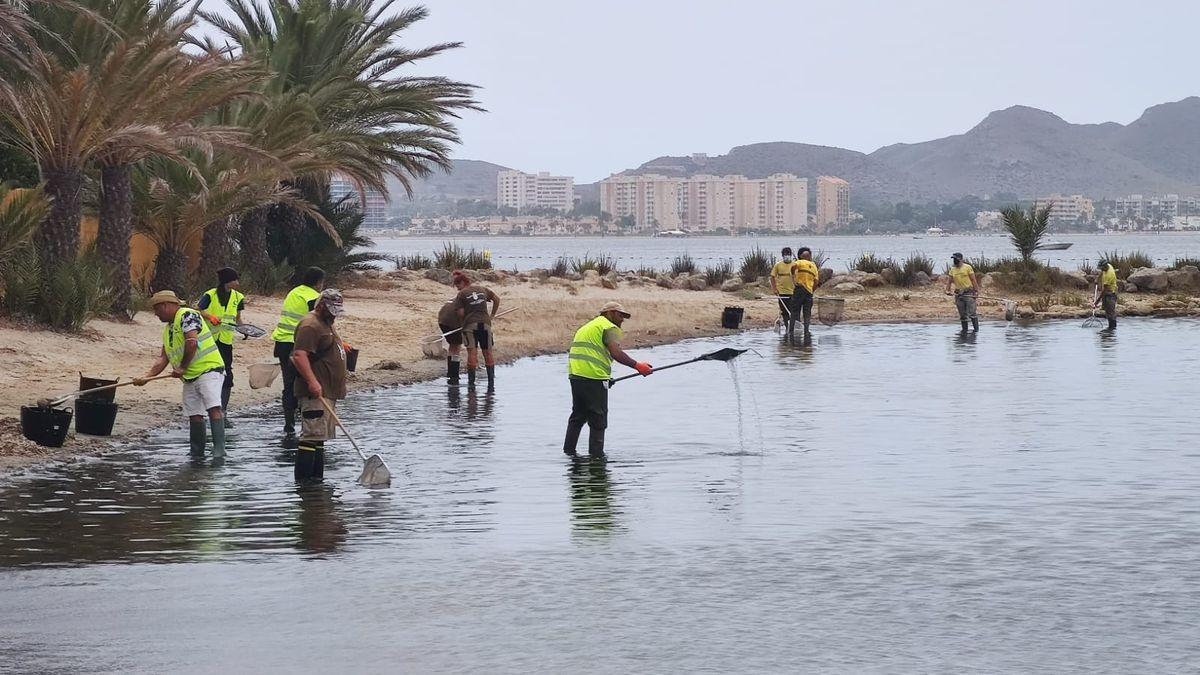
197,267,244,426
272,267,325,447
438,295,464,384
770,247,797,332
451,270,500,388
564,302,653,460
134,291,227,458
1095,258,1119,331
945,252,980,332
291,289,349,483
792,246,820,335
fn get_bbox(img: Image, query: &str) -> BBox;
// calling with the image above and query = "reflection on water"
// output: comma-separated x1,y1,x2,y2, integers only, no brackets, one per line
2,318,1199,672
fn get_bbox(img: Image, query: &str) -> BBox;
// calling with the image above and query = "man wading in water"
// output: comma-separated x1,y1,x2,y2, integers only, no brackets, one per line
291,289,349,483
451,270,500,388
564,302,654,460
1095,258,1119,331
438,295,464,384
945,252,980,332
770,247,797,333
791,246,820,336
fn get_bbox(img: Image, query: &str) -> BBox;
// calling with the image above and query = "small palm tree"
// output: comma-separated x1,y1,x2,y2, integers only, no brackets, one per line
1001,204,1051,264
0,184,50,260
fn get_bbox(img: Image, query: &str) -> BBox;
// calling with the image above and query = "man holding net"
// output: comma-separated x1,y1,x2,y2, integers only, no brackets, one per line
945,252,980,332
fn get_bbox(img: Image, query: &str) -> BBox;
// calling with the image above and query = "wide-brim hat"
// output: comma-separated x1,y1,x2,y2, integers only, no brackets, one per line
149,290,183,307
599,301,631,318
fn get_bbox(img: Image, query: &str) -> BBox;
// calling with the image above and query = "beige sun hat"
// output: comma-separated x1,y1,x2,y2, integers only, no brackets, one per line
149,290,183,307
599,301,631,318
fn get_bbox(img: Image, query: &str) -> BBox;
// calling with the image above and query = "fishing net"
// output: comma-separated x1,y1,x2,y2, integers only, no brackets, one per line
1003,300,1017,321
817,297,845,327
1082,311,1103,328
358,454,392,487
235,323,267,339
248,362,280,389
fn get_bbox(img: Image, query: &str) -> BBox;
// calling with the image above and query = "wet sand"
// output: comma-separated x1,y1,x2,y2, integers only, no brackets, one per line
2,271,1196,472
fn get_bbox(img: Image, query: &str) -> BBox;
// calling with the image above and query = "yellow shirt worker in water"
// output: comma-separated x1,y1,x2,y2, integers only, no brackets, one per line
944,252,980,332
790,247,821,335
1094,259,1119,331
770,247,797,327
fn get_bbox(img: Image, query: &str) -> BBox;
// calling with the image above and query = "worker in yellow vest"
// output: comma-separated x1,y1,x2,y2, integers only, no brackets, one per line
134,290,228,458
198,267,245,426
563,302,653,460
1095,258,1119,331
272,267,325,447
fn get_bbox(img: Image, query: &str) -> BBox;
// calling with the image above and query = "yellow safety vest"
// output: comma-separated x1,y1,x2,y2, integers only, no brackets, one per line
202,287,245,346
568,315,622,380
163,307,225,380
271,284,321,343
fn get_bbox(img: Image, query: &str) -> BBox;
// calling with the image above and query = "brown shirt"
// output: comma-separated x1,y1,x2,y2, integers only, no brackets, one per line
437,299,460,328
293,312,347,400
452,285,497,326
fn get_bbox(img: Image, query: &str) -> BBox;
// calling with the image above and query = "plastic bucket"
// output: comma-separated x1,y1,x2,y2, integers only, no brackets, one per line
20,406,73,447
721,306,745,329
76,399,119,436
79,374,118,403
345,348,359,373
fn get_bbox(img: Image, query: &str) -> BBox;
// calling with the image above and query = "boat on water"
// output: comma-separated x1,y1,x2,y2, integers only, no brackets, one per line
925,227,947,236
1039,242,1074,250
652,229,690,238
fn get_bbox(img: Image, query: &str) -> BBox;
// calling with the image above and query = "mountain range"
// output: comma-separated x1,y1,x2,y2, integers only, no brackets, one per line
401,97,1200,204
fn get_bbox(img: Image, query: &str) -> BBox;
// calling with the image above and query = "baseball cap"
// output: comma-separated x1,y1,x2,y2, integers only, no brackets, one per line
951,252,964,261
319,288,346,316
149,290,183,307
599,301,631,318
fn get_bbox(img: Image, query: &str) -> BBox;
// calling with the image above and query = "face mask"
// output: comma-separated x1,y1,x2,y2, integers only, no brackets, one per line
783,255,794,263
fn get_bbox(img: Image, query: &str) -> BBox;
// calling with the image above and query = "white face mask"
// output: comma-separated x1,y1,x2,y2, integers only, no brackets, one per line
783,255,794,263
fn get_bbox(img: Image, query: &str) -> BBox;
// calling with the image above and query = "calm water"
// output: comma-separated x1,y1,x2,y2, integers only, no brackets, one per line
2,319,1198,673
372,232,1200,272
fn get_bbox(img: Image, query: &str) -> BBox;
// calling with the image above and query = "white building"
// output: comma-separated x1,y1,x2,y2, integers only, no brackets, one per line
330,173,389,228
1032,194,1095,223
1113,194,1199,223
599,173,808,232
975,210,1003,230
497,170,575,212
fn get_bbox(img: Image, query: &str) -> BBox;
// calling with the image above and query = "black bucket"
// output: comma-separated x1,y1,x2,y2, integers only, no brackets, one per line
721,306,745,329
79,374,118,403
20,405,73,448
76,399,119,436
345,348,359,373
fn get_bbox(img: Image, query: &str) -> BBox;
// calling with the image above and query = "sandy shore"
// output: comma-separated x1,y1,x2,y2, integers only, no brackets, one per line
2,270,1197,473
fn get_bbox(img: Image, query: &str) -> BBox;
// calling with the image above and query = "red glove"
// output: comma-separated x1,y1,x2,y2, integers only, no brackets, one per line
207,315,221,326
635,362,653,376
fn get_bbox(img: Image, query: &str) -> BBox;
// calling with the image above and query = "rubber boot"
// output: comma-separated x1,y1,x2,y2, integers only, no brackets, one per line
971,317,979,332
467,368,477,388
447,357,460,385
486,365,495,389
283,408,298,448
188,418,207,456
588,428,606,459
295,444,318,482
210,417,226,459
563,423,583,458
314,444,325,480
1108,319,1117,331
960,320,969,333
221,386,234,429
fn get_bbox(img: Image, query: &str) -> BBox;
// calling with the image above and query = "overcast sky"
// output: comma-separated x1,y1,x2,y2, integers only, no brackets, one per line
201,0,1200,182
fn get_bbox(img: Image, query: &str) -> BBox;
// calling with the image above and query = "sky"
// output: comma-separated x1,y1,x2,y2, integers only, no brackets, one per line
200,0,1200,183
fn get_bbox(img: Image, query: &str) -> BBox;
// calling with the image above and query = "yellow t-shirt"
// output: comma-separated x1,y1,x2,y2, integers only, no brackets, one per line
948,263,976,291
771,261,796,295
1100,264,1118,293
793,259,819,293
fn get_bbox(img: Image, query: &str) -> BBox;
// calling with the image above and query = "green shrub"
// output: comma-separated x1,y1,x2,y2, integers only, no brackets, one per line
993,259,1069,293
433,243,492,270
850,252,894,273
548,256,570,277
895,252,935,287
969,254,1023,275
572,253,616,275
671,253,696,276
635,265,659,278
0,245,112,331
1098,249,1153,279
812,249,830,269
704,260,735,286
738,246,772,282
1029,295,1053,312
1169,257,1200,271
394,253,433,270
1057,293,1085,307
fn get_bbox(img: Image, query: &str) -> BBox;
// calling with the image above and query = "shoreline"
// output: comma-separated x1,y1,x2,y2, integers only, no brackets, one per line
3,271,1198,477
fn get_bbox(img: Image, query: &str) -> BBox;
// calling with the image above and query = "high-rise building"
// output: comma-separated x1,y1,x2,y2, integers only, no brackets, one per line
330,173,390,228
815,176,850,231
497,170,575,212
1033,194,1095,223
1112,194,1198,222
600,173,808,232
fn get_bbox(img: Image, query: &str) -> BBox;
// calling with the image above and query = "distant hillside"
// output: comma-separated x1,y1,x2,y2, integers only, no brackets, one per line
618,98,1200,201
387,159,511,202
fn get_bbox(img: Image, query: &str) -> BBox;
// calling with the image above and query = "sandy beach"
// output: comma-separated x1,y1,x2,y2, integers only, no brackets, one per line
2,269,1197,473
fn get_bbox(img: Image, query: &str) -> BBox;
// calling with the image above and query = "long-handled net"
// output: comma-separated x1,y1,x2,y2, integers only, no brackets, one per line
817,297,845,327
1082,286,1103,328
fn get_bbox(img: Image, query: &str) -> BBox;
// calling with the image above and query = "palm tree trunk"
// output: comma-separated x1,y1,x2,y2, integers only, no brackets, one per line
239,207,271,288
198,218,233,287
151,245,189,295
98,163,134,317
35,166,83,271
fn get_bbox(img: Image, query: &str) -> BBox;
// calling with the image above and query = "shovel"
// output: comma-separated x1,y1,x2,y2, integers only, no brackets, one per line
318,397,392,487
38,373,175,408
609,347,749,387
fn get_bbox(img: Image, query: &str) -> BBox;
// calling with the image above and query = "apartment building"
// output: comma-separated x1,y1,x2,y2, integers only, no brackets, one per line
497,170,575,212
330,173,390,228
1032,194,1095,223
1112,194,1198,222
599,173,808,232
815,176,850,231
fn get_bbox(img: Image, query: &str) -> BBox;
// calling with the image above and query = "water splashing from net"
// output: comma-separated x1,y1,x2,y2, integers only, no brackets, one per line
725,360,764,455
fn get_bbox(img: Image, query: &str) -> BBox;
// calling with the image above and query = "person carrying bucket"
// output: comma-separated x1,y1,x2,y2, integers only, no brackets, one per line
1095,258,1119,331
450,270,500,389
133,290,227,458
769,247,797,332
792,246,820,336
563,302,654,460
290,289,349,483
944,252,981,332
272,267,325,448
197,267,244,427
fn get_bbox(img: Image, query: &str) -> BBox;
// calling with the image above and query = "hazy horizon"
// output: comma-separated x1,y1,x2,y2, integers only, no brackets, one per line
198,0,1200,183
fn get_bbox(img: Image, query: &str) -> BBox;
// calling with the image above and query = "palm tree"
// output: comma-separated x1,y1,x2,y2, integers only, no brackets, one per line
1001,204,1051,264
0,184,49,260
199,0,480,277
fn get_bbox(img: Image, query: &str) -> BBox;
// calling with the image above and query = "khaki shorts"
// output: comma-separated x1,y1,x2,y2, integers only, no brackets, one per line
182,370,224,417
299,397,338,442
462,322,493,349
